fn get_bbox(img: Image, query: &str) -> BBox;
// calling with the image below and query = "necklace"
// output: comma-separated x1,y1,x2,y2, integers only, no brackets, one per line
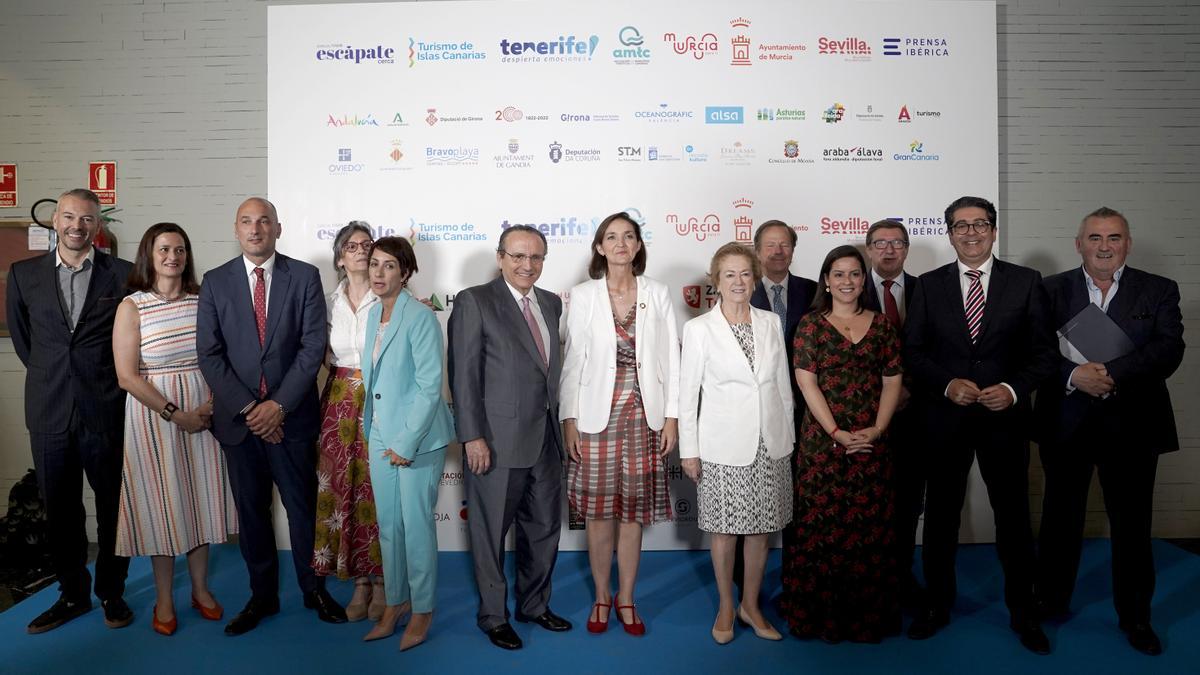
607,284,633,300
152,289,185,302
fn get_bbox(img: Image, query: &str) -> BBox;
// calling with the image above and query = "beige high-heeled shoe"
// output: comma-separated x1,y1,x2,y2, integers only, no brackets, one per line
400,611,432,651
367,579,386,622
711,615,734,645
346,578,371,622
362,601,411,642
737,606,783,641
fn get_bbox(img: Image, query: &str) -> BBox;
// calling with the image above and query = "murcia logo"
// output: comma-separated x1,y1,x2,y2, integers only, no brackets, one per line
663,31,719,60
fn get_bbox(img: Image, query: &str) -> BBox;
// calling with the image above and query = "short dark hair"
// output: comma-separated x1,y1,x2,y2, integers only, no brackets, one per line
944,196,997,233
127,223,201,294
371,236,419,282
1078,206,1130,237
865,219,909,246
58,188,101,207
708,242,761,287
332,221,374,280
588,212,647,279
752,219,797,250
497,224,548,254
810,245,868,316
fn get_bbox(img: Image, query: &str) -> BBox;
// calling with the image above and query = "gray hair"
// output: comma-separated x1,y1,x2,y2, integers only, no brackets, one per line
332,221,374,280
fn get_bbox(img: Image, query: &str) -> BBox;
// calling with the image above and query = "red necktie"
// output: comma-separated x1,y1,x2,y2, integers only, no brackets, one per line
964,269,985,344
521,296,548,366
881,279,901,327
253,267,268,396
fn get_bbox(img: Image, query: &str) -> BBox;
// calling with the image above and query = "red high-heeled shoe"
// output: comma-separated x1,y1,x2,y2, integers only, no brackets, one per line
152,605,177,636
615,604,645,636
586,601,611,633
191,594,223,621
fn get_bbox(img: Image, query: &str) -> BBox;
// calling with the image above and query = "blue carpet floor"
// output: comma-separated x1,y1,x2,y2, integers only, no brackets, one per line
1,540,1197,674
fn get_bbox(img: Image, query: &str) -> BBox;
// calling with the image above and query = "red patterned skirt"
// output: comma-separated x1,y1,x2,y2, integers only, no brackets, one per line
311,367,383,578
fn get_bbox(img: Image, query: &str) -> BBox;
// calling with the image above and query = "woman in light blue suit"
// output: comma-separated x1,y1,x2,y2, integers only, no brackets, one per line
358,236,455,651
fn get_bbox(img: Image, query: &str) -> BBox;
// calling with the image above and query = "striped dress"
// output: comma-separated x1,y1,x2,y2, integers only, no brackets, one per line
116,291,237,557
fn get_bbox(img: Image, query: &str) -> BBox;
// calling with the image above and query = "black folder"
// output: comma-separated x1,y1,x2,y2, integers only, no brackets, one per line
1058,303,1135,363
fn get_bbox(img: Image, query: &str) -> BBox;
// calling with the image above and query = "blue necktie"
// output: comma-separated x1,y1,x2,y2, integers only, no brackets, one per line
771,284,788,342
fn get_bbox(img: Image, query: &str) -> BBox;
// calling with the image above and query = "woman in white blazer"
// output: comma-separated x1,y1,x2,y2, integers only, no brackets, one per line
560,212,680,636
679,242,794,645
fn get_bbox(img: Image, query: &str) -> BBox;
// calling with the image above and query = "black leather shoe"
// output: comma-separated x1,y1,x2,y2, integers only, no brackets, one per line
486,623,523,650
1120,622,1163,655
224,598,280,636
304,588,348,624
27,596,92,634
1010,618,1051,655
1035,597,1070,621
515,608,572,632
907,608,949,640
101,598,134,629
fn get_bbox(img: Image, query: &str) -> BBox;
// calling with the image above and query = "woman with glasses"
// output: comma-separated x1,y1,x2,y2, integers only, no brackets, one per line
560,212,680,636
311,222,386,622
778,245,903,643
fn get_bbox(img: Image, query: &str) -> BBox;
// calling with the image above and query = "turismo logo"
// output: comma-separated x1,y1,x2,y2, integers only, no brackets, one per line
729,17,751,66
493,138,535,169
612,26,651,65
822,146,884,162
500,216,600,244
822,102,846,123
897,105,943,122
820,216,871,236
893,140,940,162
769,139,815,165
662,31,719,60
669,213,721,242
705,106,744,124
327,114,379,128
817,36,872,61
408,38,486,66
547,141,602,164
411,218,488,243
634,103,695,123
499,34,599,63
882,37,950,57
425,145,480,166
757,107,805,121
315,43,395,65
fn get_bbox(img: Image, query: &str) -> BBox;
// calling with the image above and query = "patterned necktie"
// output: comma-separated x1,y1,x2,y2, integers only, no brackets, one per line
521,296,548,366
881,279,901,327
253,267,268,396
771,284,788,342
964,269,985,344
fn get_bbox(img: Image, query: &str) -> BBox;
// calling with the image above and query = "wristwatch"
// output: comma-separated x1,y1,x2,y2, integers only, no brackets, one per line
277,402,288,421
160,402,179,421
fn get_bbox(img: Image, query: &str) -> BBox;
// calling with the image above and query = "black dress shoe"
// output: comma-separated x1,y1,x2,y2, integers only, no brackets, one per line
486,623,523,650
1035,597,1070,621
224,599,280,636
304,588,348,624
1010,618,1051,655
101,598,134,629
515,608,572,632
27,596,92,634
907,608,949,640
1120,622,1163,655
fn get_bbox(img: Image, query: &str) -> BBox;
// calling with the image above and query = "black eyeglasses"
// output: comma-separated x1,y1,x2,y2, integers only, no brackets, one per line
949,220,994,235
869,239,909,250
342,240,374,253
498,251,546,264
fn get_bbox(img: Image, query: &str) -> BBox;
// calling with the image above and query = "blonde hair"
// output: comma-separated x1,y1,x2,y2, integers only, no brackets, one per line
708,242,761,286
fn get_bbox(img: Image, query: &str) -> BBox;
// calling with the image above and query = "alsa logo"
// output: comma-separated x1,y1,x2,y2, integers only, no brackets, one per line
499,35,599,61
817,37,871,56
705,106,744,124
315,43,395,64
663,31,719,60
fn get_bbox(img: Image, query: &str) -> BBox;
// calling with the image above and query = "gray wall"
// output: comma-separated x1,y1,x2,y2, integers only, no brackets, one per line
0,0,1195,537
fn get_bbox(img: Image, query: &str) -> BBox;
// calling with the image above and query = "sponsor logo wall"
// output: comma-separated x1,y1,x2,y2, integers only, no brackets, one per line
268,0,998,551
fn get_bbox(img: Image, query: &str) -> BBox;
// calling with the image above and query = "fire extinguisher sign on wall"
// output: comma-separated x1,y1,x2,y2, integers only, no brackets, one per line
88,161,117,206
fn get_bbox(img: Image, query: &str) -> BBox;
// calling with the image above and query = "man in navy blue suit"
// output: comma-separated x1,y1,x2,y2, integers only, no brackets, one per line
196,197,346,635
1035,207,1184,656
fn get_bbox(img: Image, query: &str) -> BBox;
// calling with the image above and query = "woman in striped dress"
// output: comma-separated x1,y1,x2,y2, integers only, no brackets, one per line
114,223,237,636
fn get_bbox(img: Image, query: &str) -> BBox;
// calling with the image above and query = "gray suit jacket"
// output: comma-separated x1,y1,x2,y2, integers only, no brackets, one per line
448,276,563,469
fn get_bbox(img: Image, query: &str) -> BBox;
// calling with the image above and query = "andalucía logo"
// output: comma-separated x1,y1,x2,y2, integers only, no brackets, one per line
882,37,950,57
613,26,651,65
500,216,600,244
499,35,600,63
315,43,395,64
425,146,480,166
822,146,884,162
662,31,719,60
327,114,379,128
408,38,486,66
893,140,940,161
822,103,846,123
729,17,751,66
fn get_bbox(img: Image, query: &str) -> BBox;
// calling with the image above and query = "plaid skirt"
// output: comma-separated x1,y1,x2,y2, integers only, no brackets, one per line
568,362,673,525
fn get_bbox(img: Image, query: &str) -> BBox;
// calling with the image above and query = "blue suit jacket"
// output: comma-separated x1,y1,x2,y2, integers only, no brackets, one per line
361,292,455,460
196,253,326,446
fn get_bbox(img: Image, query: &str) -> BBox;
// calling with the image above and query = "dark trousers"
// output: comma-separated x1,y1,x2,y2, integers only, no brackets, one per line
890,411,925,591
1037,418,1159,625
30,416,129,603
465,416,563,631
922,430,1037,620
221,433,321,602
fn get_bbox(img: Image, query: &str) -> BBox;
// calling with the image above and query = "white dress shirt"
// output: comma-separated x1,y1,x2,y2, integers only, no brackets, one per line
763,274,789,313
242,253,276,316
949,256,1016,404
327,279,380,369
870,268,906,322
505,279,551,359
1065,265,1126,392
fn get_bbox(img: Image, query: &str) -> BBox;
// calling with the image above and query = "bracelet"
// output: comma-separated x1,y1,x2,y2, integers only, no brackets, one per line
160,402,179,421
827,427,840,437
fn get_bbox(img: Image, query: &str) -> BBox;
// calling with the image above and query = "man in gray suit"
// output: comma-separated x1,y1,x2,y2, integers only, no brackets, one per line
448,225,571,650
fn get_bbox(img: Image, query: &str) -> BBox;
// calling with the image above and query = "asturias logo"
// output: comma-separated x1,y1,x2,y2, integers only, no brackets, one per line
499,35,599,63
315,43,395,64
613,26,651,65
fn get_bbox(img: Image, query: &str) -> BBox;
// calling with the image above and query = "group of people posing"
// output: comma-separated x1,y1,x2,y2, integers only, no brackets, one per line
6,189,1183,658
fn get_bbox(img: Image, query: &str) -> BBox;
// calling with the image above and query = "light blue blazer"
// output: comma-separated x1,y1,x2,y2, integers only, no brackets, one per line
360,292,455,460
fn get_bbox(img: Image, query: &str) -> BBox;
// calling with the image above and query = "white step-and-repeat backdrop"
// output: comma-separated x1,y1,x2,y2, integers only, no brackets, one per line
267,0,999,550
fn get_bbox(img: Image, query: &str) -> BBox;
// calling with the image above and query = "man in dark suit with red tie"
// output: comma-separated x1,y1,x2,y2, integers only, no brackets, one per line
860,219,922,606
1035,207,1184,655
904,196,1057,654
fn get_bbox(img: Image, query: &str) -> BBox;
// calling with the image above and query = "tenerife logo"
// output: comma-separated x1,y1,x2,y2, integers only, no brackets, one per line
818,37,872,60
499,35,600,63
663,31,719,60
494,138,535,169
501,216,600,244
883,37,950,57
411,218,487,243
669,213,721,242
613,26,651,65
547,141,601,164
769,139,814,165
634,103,695,123
408,38,486,66
894,140,941,161
425,145,480,166
822,103,846,123
329,148,364,174
730,18,751,66
705,106,744,124
822,146,884,162
898,105,942,122
821,216,872,236
757,107,806,121
327,114,379,128
315,43,395,64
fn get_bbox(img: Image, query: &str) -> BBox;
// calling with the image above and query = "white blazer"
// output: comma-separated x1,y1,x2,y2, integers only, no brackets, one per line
678,303,795,466
559,276,681,433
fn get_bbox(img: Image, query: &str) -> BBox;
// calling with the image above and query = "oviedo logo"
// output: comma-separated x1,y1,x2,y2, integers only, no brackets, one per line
315,43,395,64
408,38,486,66
613,26,650,65
499,34,599,63
329,148,364,174
669,213,721,242
663,30,718,60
